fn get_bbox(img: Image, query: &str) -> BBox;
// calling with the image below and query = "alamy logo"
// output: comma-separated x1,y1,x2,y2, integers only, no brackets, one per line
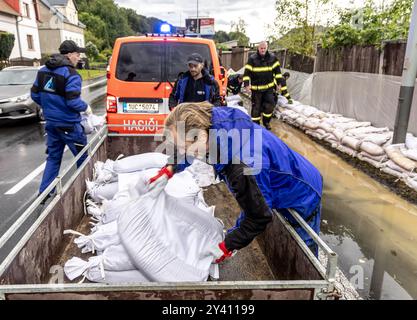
44,76,56,92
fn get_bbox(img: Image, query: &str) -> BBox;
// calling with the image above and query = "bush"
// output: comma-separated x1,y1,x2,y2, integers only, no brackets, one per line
0,32,15,60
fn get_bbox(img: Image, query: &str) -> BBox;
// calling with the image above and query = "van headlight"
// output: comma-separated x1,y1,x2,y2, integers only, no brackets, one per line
10,94,30,103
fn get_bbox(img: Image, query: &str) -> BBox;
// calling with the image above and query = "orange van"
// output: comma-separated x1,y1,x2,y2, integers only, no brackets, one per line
106,34,227,134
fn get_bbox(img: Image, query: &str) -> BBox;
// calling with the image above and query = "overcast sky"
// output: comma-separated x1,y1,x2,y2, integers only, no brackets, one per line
115,0,392,43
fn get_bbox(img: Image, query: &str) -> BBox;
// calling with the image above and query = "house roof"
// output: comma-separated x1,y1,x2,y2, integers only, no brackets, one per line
48,0,78,10
0,0,20,16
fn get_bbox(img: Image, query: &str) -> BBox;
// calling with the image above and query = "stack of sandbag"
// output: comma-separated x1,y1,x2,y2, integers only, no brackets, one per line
65,153,224,284
277,101,417,191
81,113,106,134
226,95,248,115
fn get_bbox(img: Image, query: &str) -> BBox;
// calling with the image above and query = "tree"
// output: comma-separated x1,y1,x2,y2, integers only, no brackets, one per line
229,18,250,47
321,0,413,48
85,41,99,61
0,32,15,61
213,30,230,44
270,0,334,55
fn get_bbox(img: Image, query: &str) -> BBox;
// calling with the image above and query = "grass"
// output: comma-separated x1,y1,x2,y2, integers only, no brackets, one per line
77,69,106,80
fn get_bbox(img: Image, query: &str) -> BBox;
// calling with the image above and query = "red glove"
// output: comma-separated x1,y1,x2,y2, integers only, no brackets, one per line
213,241,234,264
147,166,174,197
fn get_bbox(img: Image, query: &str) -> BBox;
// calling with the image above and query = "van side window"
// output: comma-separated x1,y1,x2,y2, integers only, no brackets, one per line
167,43,212,82
116,43,163,82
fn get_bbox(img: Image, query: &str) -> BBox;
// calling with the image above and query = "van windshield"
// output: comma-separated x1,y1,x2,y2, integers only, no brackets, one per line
116,41,213,83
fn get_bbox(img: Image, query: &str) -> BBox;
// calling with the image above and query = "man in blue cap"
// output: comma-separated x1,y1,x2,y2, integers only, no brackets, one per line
31,40,92,199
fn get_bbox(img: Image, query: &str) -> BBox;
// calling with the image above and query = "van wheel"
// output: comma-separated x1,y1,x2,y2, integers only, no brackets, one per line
36,107,45,122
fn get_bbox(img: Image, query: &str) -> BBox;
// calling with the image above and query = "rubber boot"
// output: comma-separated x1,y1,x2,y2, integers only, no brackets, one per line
263,116,272,130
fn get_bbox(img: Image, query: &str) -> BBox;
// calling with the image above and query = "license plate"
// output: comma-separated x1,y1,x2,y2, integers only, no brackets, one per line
123,102,159,113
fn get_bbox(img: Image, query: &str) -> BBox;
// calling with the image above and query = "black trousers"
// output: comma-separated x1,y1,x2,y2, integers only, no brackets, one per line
251,89,275,123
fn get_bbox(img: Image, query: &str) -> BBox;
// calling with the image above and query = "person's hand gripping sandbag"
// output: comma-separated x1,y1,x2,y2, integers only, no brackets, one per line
147,165,174,197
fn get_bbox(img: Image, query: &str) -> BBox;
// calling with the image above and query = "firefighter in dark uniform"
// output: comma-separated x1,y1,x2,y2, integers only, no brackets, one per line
227,73,243,95
243,41,292,130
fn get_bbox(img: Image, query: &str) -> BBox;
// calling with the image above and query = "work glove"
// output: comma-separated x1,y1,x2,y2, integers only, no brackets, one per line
210,241,234,264
147,166,174,197
85,105,93,115
288,99,293,104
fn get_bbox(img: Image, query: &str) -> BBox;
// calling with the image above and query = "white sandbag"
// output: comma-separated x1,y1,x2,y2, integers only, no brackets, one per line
303,119,321,130
405,176,417,191
381,167,404,179
324,134,338,144
228,104,249,115
358,152,387,162
332,129,345,142
385,145,416,172
184,159,217,188
86,180,119,203
337,145,357,157
301,106,319,117
341,136,362,151
317,122,334,133
401,146,417,162
225,95,241,103
295,117,306,127
277,95,288,106
118,192,224,282
98,192,132,224
360,141,385,156
293,105,305,114
94,160,118,184
386,160,407,173
324,117,355,126
113,153,169,173
346,126,389,136
357,153,386,168
406,133,417,150
81,114,106,134
335,121,371,131
64,220,120,254
361,133,392,146
64,257,149,283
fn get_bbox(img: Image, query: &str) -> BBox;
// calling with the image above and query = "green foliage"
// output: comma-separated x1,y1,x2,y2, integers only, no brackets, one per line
77,0,164,51
213,18,250,47
0,32,15,60
321,0,413,48
85,41,99,61
213,30,230,44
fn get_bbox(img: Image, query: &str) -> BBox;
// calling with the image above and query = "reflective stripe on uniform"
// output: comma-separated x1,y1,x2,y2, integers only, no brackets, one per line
275,74,283,79
251,116,262,121
243,76,250,81
251,81,276,91
262,113,273,118
281,86,287,91
245,64,253,71
272,61,280,69
284,93,291,97
252,66,272,72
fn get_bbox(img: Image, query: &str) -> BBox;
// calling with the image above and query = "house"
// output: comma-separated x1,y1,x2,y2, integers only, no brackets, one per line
37,0,85,55
0,0,42,60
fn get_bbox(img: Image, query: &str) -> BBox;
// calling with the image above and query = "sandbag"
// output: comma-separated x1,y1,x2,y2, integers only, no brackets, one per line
401,146,417,162
113,153,169,173
361,133,392,146
295,117,306,127
337,145,357,157
335,121,371,131
332,129,345,142
341,136,362,151
64,257,149,283
357,153,386,168
385,145,416,172
184,159,217,188
303,119,321,130
360,141,385,156
64,220,120,254
94,160,118,184
86,180,119,203
358,152,387,162
118,191,223,282
346,126,389,136
405,176,417,191
406,133,417,150
381,167,404,179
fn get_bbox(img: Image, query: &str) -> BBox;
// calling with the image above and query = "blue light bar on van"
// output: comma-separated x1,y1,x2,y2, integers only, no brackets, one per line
160,23,171,33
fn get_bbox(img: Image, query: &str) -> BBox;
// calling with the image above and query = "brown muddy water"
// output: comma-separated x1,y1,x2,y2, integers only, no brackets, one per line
271,120,417,300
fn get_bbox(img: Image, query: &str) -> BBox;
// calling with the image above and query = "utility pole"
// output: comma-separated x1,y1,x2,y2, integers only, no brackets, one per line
197,0,199,34
393,0,417,143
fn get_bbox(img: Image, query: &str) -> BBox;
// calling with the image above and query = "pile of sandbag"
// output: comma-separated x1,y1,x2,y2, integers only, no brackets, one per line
226,95,248,115
64,152,224,284
278,101,417,192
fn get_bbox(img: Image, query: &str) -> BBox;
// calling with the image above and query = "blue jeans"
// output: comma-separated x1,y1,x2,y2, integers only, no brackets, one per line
39,122,87,194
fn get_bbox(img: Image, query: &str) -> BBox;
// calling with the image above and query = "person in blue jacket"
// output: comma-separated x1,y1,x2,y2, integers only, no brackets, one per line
147,101,323,263
31,40,92,198
173,53,221,107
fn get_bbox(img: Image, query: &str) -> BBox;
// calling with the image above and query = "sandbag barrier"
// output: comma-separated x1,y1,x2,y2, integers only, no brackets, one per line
274,99,417,193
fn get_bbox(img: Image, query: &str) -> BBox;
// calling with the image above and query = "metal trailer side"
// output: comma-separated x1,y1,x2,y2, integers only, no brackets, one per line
0,126,338,300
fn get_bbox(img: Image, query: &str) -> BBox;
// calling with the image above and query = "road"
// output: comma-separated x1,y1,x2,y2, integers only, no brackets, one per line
0,79,106,237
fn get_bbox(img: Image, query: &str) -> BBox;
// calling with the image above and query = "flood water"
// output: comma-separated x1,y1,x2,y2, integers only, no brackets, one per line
272,120,417,300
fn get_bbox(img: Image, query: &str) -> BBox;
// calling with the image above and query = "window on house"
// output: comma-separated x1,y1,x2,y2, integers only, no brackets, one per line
27,35,34,50
23,3,30,18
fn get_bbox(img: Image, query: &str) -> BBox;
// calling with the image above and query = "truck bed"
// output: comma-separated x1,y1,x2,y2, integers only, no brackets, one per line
53,182,275,283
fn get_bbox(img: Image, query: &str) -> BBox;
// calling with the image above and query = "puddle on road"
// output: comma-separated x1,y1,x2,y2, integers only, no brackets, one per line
272,120,417,300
